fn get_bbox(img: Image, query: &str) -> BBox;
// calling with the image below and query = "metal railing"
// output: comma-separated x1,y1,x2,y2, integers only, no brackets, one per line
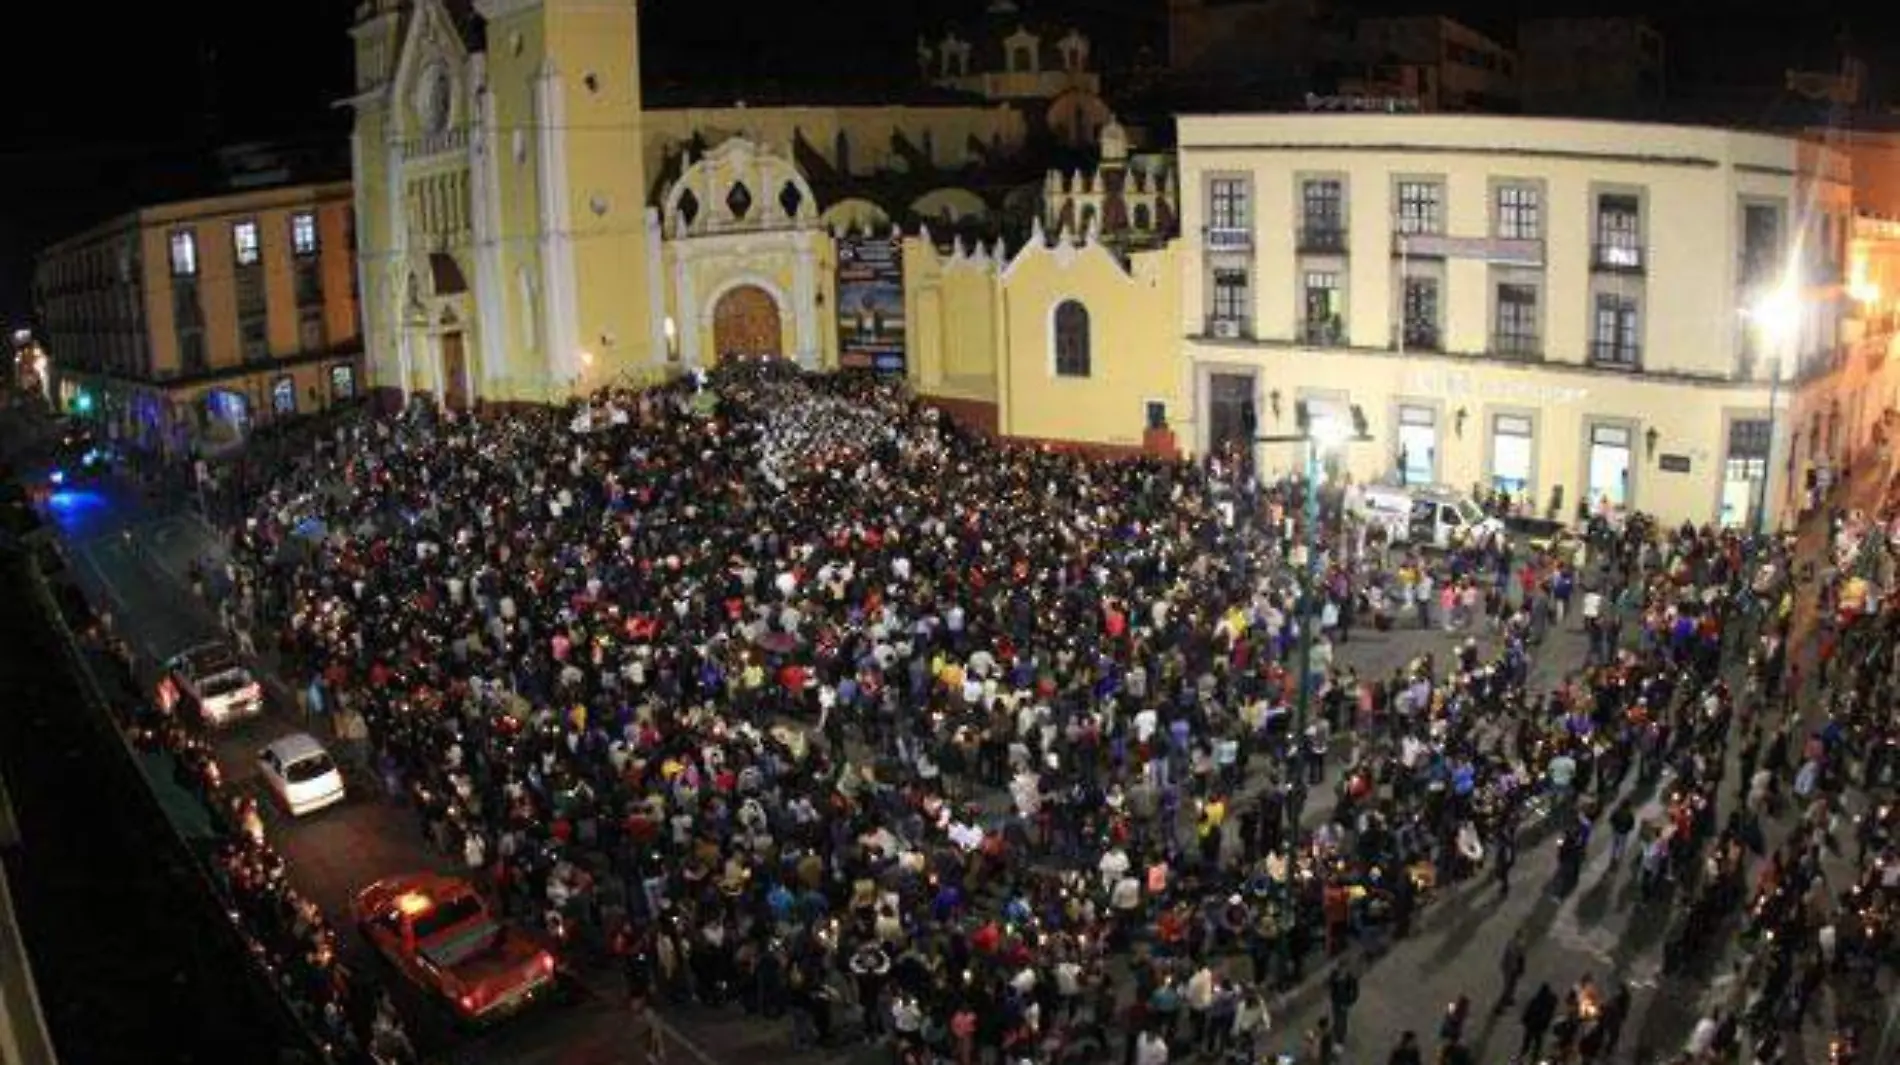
1490,334,1544,361
1301,318,1346,346
1588,340,1641,368
1204,225,1252,250
1398,324,1441,351
1297,225,1348,253
1205,316,1251,340
1591,241,1645,273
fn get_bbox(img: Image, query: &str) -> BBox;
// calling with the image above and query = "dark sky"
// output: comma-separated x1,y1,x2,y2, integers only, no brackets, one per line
0,0,1889,324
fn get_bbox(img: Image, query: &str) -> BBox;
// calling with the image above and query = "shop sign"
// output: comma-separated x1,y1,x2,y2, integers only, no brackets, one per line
1658,454,1692,473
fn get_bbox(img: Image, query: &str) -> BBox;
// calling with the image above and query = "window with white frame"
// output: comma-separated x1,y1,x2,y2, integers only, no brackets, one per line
1496,184,1541,240
233,220,260,267
1595,194,1643,267
1212,268,1248,324
169,230,197,276
1208,178,1249,233
292,212,319,257
1395,181,1443,235
1494,283,1539,355
1591,293,1641,366
1302,271,1342,343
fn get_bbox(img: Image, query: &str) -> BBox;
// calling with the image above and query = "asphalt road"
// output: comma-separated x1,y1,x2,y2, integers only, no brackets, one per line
31,457,1795,1065
0,531,312,1056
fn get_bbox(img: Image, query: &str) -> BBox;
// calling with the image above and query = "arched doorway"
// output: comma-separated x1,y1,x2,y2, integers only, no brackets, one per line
712,284,782,360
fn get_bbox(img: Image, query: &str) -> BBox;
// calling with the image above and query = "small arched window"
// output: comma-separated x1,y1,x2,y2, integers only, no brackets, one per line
1053,299,1091,377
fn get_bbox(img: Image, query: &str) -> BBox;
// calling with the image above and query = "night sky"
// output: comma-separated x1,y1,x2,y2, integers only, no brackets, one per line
0,0,1886,325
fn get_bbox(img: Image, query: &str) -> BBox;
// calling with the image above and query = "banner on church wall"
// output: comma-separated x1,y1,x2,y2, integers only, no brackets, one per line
836,235,907,374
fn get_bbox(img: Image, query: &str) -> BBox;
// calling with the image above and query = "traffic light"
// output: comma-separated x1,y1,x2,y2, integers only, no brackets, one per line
73,390,93,414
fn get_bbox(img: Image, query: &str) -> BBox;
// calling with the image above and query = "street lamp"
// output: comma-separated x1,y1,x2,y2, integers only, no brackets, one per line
1257,401,1372,758
1743,281,1800,538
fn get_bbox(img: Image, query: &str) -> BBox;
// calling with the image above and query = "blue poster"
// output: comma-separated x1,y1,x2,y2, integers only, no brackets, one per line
837,235,906,374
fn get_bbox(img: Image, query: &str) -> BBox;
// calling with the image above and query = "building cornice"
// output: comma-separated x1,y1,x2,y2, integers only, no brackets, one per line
1178,141,1723,170
1185,336,1777,393
59,346,367,394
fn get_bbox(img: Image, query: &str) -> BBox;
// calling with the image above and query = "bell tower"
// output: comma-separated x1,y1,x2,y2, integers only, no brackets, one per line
477,0,653,397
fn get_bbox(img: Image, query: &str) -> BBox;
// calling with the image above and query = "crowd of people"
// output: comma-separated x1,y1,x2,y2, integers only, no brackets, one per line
151,362,1892,1065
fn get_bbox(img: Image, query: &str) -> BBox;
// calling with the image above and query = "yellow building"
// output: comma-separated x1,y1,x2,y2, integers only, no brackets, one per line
343,0,1058,407
903,113,1857,531
32,182,363,454
1784,211,1900,504
1134,112,1851,531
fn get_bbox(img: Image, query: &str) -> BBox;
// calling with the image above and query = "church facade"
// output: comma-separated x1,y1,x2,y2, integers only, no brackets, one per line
344,0,1102,405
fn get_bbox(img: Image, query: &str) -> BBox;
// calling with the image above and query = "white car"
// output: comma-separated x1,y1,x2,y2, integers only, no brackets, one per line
166,642,264,727
257,733,346,816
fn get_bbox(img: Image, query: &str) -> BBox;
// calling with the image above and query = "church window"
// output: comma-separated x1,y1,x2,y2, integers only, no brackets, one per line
726,182,753,220
1053,300,1090,377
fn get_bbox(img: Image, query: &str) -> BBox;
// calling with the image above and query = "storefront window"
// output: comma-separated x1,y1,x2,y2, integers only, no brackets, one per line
1587,423,1633,511
206,389,249,426
1491,414,1533,495
1396,405,1436,486
272,376,297,415
1721,418,1771,527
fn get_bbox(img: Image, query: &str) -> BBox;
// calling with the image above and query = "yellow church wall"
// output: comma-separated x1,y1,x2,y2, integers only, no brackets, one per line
998,238,1183,449
902,237,1000,401
472,10,548,401
676,248,801,362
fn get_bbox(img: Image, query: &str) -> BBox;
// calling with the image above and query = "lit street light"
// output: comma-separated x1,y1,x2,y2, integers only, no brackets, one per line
1742,280,1800,538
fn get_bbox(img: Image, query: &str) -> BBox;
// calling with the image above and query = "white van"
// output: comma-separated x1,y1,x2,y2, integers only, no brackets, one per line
1358,484,1506,552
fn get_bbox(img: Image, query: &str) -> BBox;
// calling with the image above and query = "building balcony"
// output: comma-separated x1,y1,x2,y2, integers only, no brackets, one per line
1588,340,1641,369
1394,232,1545,268
1301,317,1346,346
1205,315,1251,340
1591,242,1646,274
1396,324,1440,351
1489,335,1545,362
1204,226,1252,251
1297,225,1348,254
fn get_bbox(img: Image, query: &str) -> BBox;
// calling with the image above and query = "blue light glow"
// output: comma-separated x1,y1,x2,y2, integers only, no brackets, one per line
45,489,104,515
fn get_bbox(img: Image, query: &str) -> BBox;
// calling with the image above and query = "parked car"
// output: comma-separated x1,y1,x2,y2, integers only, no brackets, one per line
353,873,558,1023
256,732,346,816
165,642,264,727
